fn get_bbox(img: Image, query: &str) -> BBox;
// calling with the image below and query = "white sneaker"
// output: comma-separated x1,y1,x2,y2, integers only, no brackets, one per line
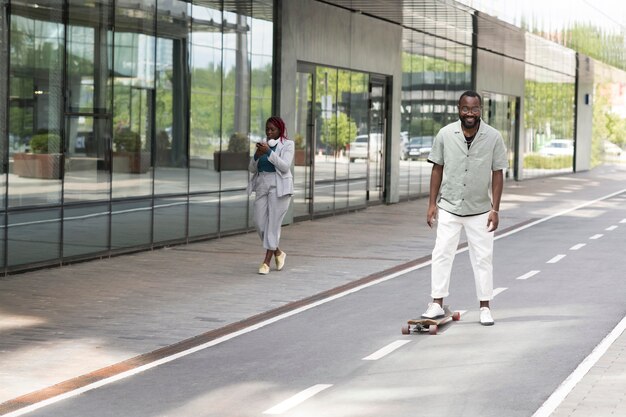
421,303,445,319
480,307,494,326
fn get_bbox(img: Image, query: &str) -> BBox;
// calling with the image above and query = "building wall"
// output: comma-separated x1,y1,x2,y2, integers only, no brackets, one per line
279,0,403,205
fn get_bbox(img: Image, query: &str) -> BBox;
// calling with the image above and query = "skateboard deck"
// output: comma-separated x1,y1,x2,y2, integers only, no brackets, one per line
402,305,461,335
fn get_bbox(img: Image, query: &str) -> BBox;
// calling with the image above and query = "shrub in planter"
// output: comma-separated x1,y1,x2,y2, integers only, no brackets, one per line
13,132,63,179
214,132,250,171
112,129,149,173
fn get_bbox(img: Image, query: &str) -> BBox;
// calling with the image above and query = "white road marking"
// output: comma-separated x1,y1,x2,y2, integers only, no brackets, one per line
547,254,566,264
363,340,411,361
493,287,508,297
605,225,618,231
6,187,626,417
569,243,586,250
263,384,333,415
531,316,626,417
589,234,604,240
516,270,540,280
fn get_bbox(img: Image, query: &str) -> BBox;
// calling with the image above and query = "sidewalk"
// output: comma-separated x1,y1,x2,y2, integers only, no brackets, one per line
1,164,625,416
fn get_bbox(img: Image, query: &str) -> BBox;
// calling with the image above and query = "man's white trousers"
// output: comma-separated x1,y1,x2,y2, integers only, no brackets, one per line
431,209,494,301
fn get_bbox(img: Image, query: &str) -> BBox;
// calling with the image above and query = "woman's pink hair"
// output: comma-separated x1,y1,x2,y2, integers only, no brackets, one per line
267,116,288,141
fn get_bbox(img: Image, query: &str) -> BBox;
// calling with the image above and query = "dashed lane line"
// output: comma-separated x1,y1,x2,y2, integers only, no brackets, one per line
263,384,333,415
589,234,604,240
605,225,618,231
569,243,586,250
493,287,508,297
362,340,411,361
547,254,566,264
516,270,540,280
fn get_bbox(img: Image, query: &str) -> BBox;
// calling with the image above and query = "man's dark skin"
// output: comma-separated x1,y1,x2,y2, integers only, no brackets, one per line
426,94,504,311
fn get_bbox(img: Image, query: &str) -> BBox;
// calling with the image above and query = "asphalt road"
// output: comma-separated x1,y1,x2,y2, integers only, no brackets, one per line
24,189,626,417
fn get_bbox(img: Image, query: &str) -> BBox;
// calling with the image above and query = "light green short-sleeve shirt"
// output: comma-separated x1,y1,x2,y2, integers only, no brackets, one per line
428,120,508,216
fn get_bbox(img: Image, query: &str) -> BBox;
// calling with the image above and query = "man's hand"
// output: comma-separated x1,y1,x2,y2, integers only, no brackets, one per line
487,210,499,232
427,205,438,228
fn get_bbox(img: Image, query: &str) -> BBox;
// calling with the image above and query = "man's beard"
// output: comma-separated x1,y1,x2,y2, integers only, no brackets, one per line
460,115,480,129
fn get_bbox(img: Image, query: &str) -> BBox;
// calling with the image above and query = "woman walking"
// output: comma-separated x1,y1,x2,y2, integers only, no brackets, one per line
248,116,294,274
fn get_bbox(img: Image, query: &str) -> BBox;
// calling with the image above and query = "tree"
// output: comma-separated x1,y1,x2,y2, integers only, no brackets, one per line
320,113,357,153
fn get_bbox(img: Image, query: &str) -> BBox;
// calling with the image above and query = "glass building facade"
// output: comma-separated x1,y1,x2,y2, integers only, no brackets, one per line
0,0,624,274
1,0,273,271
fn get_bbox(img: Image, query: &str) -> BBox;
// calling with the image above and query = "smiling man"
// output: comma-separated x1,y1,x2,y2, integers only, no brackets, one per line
422,90,508,326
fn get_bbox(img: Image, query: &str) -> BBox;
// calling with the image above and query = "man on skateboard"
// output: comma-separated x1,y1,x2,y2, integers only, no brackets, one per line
422,91,507,326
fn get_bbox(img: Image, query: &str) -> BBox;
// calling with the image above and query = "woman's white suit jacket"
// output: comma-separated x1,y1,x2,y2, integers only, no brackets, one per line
247,139,295,197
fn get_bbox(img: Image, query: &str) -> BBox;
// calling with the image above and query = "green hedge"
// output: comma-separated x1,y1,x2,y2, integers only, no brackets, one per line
523,154,573,169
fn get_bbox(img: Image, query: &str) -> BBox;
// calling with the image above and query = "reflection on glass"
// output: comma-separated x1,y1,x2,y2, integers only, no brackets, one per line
8,209,61,267
8,9,64,208
112,2,156,198
63,205,109,258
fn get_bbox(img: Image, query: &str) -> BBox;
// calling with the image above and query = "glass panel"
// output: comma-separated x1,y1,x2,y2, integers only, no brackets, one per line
219,9,251,233
314,67,337,214
293,70,313,218
348,71,368,208
112,1,156,198
8,208,61,267
0,1,6,221
369,82,385,203
334,69,351,210
111,200,152,250
153,196,187,242
65,1,113,203
64,117,110,202
219,189,249,233
189,4,221,195
188,193,219,238
8,6,64,207
63,204,109,257
154,0,189,195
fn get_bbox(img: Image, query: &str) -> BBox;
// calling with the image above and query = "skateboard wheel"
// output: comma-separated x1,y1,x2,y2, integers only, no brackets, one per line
429,325,438,335
452,312,461,321
401,325,410,335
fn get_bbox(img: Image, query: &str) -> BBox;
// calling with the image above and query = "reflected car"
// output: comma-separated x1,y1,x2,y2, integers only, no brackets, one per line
406,136,433,160
538,139,574,157
347,134,381,162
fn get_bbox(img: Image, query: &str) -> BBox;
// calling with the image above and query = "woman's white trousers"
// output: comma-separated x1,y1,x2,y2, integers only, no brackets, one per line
254,172,291,250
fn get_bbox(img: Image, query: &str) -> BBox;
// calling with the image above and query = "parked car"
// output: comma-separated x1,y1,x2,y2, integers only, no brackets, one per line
538,139,574,157
602,140,622,157
347,134,381,162
406,136,433,160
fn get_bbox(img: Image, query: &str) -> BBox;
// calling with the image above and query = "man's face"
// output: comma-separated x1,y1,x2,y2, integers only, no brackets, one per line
458,96,482,129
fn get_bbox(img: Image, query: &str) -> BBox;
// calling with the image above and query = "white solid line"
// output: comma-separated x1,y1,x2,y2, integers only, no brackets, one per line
363,340,411,361
263,384,333,415
7,187,626,417
492,287,508,297
569,243,586,251
605,225,618,231
531,316,626,417
589,234,604,240
547,254,566,264
516,270,540,280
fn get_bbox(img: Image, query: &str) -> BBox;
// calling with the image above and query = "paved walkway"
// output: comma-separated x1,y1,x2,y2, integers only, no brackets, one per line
1,164,625,416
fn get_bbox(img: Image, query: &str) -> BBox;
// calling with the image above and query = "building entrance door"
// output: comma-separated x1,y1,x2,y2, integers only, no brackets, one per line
292,65,389,220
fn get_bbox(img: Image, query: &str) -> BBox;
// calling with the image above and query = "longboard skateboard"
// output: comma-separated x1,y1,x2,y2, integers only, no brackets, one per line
402,305,461,335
